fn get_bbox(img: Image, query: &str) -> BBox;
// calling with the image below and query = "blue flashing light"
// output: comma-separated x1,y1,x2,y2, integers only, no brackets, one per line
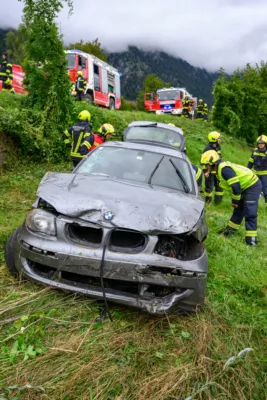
69,49,85,54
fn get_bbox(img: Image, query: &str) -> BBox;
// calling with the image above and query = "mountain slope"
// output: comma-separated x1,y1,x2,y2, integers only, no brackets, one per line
108,46,219,105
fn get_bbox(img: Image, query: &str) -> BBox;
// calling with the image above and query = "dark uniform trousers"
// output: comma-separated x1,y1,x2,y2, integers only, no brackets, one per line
229,179,262,243
258,175,267,202
205,173,223,204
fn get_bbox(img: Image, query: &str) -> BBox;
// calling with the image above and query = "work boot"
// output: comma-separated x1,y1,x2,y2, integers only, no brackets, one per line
246,237,258,246
219,226,237,237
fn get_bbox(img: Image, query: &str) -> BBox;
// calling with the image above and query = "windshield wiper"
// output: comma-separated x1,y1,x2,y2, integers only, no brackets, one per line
148,155,164,187
169,158,189,193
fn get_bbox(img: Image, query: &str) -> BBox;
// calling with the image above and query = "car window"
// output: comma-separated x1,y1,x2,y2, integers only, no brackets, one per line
124,126,183,149
76,147,194,194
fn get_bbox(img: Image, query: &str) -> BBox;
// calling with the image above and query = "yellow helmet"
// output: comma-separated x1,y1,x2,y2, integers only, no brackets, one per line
201,150,220,165
78,110,91,121
199,99,203,102
98,123,115,135
257,135,267,145
77,71,83,76
168,123,175,126
208,131,221,143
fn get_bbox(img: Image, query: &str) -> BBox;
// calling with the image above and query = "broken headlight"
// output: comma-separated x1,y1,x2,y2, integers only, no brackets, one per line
26,209,56,236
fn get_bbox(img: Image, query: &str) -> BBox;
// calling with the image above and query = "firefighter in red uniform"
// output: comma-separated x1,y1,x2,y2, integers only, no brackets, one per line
89,124,115,152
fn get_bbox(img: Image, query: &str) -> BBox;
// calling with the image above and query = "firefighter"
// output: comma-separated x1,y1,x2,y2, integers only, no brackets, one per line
201,150,262,246
0,52,14,93
182,95,191,119
202,131,223,204
75,71,86,101
247,135,267,207
89,123,115,152
62,110,94,168
189,97,195,119
196,99,203,119
203,102,208,121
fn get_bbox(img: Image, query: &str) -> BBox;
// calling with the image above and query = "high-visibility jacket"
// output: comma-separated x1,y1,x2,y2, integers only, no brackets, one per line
203,142,222,157
217,161,258,201
247,147,267,175
89,134,105,151
75,76,86,92
182,98,190,110
0,58,12,79
62,120,93,162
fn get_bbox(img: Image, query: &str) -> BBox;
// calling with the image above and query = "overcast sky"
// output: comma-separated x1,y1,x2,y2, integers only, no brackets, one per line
1,0,267,72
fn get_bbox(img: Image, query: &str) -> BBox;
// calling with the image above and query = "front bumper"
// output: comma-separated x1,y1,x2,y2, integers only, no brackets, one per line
13,223,208,315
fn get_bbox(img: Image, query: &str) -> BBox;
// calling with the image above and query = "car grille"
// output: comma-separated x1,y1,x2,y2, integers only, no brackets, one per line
109,229,147,253
67,225,146,253
68,224,103,247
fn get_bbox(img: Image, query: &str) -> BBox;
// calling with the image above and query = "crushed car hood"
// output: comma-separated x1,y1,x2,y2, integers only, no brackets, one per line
36,172,205,234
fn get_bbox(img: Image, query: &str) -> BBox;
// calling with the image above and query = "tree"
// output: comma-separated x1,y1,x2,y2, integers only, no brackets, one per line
213,63,267,143
19,0,74,138
137,73,169,110
67,39,107,62
6,22,29,65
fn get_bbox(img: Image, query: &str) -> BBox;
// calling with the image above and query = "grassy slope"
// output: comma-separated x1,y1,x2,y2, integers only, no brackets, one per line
0,110,266,400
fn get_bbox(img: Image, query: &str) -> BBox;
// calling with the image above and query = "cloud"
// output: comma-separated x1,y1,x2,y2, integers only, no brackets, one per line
1,0,267,72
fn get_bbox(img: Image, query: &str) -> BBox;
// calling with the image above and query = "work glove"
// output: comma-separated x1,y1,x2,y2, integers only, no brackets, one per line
79,146,88,156
231,199,239,208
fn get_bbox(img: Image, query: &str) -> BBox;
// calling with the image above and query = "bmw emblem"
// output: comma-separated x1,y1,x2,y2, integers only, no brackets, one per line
104,211,114,221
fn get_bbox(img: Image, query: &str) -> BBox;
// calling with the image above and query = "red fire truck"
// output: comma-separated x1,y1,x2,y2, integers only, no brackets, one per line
0,50,122,110
144,87,197,116
66,49,121,109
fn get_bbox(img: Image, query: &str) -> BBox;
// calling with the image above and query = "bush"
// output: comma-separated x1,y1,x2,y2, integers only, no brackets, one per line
212,64,267,144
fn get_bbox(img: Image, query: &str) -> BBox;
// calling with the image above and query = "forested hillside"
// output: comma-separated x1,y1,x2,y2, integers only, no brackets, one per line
108,46,219,105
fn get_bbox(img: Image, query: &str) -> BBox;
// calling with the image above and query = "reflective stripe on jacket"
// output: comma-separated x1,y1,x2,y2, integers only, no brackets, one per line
247,147,267,175
0,59,12,78
62,120,93,162
217,161,258,193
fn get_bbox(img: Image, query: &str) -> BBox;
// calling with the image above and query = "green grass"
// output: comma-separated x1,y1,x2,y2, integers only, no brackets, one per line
0,115,266,400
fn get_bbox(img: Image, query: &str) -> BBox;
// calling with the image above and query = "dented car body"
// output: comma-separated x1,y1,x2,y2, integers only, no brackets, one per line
5,136,208,315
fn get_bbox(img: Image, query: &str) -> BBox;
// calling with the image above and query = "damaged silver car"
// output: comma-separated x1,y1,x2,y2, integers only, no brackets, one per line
5,122,208,315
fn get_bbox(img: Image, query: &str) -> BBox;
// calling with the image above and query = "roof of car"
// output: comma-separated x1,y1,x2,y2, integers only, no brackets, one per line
127,121,184,135
102,141,186,160
122,121,186,152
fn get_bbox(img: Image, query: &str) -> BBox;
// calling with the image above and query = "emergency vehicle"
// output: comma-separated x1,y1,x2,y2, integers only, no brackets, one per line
66,49,121,109
144,87,197,116
0,50,122,110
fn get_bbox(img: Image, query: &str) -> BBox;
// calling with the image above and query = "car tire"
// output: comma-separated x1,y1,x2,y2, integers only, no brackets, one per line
84,93,93,104
109,97,115,110
4,229,19,277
